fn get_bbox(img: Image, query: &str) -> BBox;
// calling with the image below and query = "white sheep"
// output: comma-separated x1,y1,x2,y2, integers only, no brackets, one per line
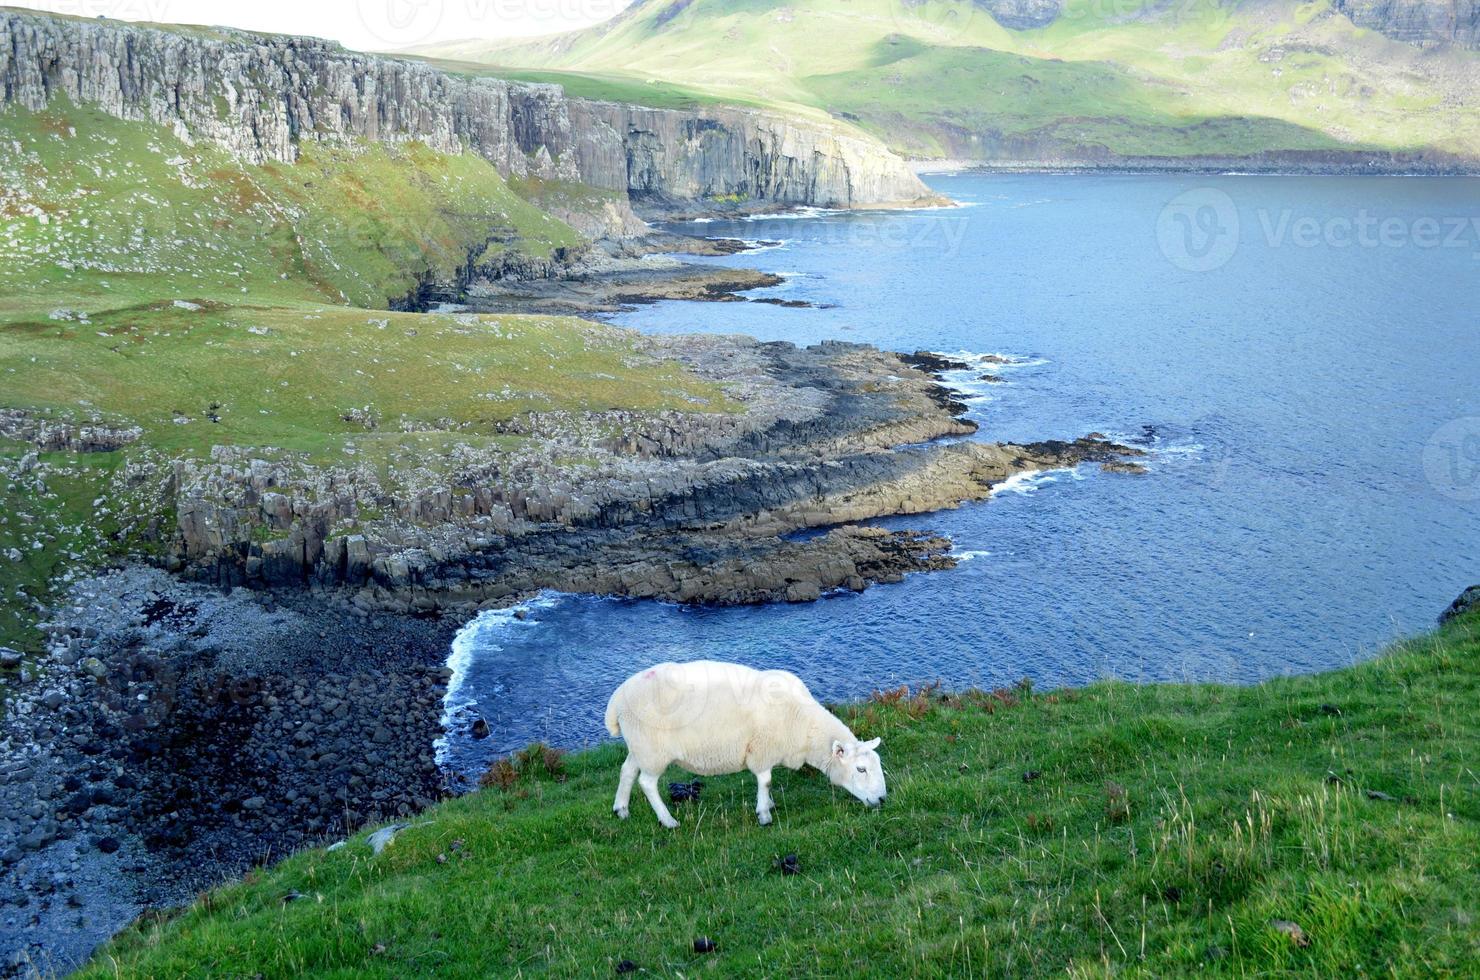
604,660,886,828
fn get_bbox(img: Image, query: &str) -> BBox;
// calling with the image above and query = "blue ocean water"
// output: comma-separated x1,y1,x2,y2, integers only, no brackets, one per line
442,173,1480,778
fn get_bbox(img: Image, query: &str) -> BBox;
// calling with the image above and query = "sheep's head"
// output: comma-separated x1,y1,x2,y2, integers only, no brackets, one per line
829,737,885,806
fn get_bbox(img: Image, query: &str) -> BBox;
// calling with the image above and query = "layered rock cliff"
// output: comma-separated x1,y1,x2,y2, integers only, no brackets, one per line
1332,0,1480,48
0,8,936,216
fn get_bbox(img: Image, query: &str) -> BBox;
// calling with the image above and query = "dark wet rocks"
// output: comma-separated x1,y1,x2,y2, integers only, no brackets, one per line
1438,584,1480,625
0,572,456,975
899,350,971,373
465,261,784,315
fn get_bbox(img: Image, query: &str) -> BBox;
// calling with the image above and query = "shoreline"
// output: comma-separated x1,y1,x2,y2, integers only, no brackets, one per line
70,600,1480,976
0,336,1144,973
909,159,1480,178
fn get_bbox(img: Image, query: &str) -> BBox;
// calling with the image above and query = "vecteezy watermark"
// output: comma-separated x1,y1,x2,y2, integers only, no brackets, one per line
1159,188,1480,272
742,212,971,257
1256,210,1480,253
356,0,629,48
1156,187,1240,272
1423,417,1480,502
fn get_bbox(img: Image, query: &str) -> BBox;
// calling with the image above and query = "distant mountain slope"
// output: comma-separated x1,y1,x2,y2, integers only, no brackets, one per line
412,0,1480,169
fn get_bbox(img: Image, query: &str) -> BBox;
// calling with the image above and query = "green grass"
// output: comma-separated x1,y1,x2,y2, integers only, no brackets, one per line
0,99,730,655
0,302,723,463
416,0,1480,162
79,611,1480,976
804,42,1354,159
410,59,763,111
0,99,582,315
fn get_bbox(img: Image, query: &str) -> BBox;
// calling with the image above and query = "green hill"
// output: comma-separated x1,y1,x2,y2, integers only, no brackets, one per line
0,99,721,653
78,608,1479,976
411,0,1480,166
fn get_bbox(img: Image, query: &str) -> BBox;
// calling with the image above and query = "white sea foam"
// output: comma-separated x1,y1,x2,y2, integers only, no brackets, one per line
920,350,1048,422
435,592,564,769
1098,428,1208,468
742,206,845,221
989,468,1075,497
736,238,791,253
953,549,991,562
941,350,1050,371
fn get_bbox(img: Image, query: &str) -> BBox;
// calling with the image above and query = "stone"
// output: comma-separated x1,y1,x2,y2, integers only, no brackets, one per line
80,657,107,679
1438,584,1480,625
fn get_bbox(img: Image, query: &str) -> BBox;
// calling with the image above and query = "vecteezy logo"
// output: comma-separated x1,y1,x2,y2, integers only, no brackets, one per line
1156,188,1239,272
356,0,445,48
1423,417,1480,502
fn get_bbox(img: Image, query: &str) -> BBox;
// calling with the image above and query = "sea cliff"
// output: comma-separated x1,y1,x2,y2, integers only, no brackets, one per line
0,8,937,221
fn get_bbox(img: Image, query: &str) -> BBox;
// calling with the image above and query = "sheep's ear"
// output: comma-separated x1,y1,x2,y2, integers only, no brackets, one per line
832,739,846,758
861,737,881,752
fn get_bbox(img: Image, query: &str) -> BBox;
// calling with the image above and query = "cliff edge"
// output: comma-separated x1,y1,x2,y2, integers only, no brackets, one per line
0,8,939,218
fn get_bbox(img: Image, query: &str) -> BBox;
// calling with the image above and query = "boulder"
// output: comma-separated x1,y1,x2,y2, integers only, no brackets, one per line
1439,585,1480,625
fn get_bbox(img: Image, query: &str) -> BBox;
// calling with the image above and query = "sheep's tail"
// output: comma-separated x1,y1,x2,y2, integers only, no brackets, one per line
604,691,622,737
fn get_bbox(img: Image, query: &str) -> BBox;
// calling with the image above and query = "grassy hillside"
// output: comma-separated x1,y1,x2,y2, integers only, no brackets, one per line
0,101,725,653
79,610,1479,975
413,0,1480,162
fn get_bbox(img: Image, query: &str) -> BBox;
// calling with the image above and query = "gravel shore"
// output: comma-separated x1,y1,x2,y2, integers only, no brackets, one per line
0,567,457,976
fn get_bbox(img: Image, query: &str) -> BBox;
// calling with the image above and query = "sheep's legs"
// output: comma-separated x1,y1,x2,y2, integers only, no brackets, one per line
754,768,775,826
637,770,679,828
613,755,639,819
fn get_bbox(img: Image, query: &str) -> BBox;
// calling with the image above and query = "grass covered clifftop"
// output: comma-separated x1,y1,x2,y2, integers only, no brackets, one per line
80,610,1479,976
0,100,722,653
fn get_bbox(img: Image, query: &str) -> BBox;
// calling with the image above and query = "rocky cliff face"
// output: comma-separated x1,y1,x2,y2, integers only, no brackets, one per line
974,0,1062,30
571,101,938,208
0,9,934,216
1332,0,1480,48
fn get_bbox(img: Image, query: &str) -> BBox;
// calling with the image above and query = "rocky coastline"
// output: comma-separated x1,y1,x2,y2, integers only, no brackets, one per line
0,326,1143,974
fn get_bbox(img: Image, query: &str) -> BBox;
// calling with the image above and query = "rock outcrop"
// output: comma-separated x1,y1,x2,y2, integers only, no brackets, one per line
152,336,1140,610
1332,0,1480,48
0,8,936,218
975,0,1062,30
1439,584,1480,624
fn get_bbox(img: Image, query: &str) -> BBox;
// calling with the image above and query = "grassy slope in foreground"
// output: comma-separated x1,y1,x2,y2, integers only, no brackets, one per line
82,612,1479,976
423,0,1480,163
0,101,724,652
